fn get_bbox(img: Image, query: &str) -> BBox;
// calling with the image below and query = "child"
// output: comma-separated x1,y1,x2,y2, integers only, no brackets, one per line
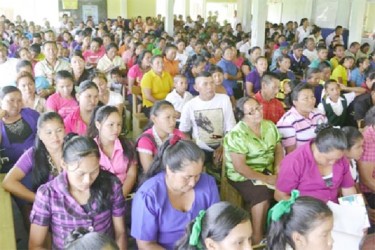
350,57,370,87
331,56,355,86
317,79,356,127
136,100,185,173
245,56,268,97
29,136,127,249
309,45,330,69
46,70,78,119
87,105,137,197
267,190,334,250
175,202,252,249
330,44,345,70
209,65,236,106
64,80,99,135
165,75,193,121
109,68,124,95
342,126,364,183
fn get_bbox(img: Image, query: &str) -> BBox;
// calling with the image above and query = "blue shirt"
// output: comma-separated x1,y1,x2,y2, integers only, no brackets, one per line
217,58,239,90
350,68,365,87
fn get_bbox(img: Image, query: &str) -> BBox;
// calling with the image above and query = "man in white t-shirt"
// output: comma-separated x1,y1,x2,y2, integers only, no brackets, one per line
179,72,236,165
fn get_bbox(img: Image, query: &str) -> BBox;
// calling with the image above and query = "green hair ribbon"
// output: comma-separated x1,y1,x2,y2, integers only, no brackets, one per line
267,189,300,227
189,210,206,249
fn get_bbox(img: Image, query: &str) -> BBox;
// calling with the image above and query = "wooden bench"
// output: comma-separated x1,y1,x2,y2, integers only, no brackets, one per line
0,173,16,250
131,86,148,139
220,157,245,208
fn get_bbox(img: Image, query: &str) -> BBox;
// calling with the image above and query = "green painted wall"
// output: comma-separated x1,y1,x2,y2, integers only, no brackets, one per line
107,0,121,18
128,0,156,18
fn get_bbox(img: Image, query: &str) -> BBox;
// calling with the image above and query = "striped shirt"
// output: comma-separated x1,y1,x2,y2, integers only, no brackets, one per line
359,126,375,194
30,171,125,249
276,107,327,148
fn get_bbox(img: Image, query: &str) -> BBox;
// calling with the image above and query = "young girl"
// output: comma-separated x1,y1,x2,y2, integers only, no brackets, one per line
274,55,296,81
245,56,268,97
136,100,185,173
331,56,355,86
2,112,65,201
64,80,99,135
267,190,334,250
29,136,127,249
46,70,78,119
175,202,252,250
131,137,219,249
350,57,370,87
91,71,124,116
209,65,236,107
87,105,137,197
342,126,364,183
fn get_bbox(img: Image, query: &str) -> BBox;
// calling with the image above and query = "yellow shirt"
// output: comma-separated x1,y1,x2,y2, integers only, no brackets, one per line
141,69,173,107
331,65,348,86
330,57,340,70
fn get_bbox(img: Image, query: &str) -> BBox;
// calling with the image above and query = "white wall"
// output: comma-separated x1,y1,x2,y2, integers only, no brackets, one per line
266,0,353,28
0,0,59,27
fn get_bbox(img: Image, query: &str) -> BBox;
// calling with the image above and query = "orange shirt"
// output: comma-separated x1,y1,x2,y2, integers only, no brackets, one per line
163,57,179,77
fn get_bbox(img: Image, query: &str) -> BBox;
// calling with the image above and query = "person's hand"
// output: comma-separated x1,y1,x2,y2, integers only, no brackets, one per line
236,71,242,79
0,108,7,119
38,89,49,98
264,175,277,185
213,146,223,166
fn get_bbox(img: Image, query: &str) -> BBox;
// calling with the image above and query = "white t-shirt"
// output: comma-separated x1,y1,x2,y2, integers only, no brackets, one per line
108,91,124,107
179,93,236,151
175,52,188,70
0,58,19,88
296,26,311,43
303,49,318,62
239,41,252,61
165,89,193,114
317,92,355,117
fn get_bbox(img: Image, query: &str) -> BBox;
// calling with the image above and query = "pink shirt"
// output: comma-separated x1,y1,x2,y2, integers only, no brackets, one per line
82,49,105,64
46,93,78,119
136,127,185,156
359,126,375,193
95,138,133,183
63,107,87,135
276,141,355,203
127,64,144,94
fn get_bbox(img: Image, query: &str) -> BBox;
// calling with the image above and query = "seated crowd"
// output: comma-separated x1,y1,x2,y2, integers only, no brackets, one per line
0,12,374,250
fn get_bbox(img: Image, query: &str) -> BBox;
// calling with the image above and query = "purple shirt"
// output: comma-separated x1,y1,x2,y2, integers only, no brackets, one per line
245,69,262,95
131,172,219,250
30,171,125,249
0,108,39,173
276,141,355,203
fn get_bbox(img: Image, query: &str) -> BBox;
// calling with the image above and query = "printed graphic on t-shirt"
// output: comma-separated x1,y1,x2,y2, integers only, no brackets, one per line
194,108,223,148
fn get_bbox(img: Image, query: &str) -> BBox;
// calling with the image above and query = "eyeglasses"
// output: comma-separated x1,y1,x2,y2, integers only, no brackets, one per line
247,105,263,115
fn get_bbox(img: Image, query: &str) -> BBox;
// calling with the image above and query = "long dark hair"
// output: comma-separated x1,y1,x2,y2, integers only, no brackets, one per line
267,196,333,250
87,105,136,164
31,112,64,191
63,135,117,211
175,202,251,250
141,138,205,185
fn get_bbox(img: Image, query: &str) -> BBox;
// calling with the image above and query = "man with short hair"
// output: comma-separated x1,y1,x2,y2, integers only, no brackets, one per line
325,25,344,47
345,42,360,59
254,73,285,124
179,72,236,166
289,43,310,78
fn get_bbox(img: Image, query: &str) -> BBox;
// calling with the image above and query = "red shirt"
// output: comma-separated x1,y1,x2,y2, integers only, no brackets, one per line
255,91,285,124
